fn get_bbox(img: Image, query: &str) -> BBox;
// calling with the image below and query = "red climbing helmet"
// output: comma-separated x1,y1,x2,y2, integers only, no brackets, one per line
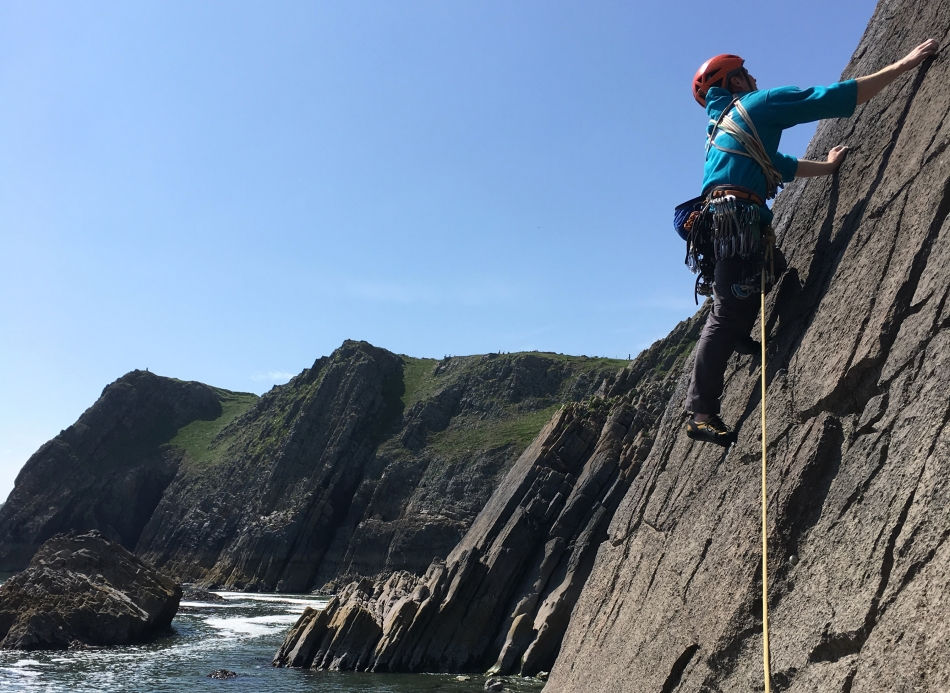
692,54,745,107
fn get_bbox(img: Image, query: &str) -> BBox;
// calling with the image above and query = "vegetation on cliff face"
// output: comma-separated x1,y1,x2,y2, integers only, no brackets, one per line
425,405,562,456
400,352,628,412
391,351,627,463
168,390,259,467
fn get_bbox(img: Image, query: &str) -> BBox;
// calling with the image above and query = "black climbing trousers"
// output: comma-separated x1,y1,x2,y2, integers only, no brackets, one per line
686,255,763,415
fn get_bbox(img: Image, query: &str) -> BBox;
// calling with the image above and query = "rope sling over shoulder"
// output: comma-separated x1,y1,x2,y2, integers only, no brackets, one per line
706,96,784,200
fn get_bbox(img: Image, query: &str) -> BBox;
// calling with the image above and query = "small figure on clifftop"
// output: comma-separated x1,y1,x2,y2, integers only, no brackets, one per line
683,38,939,446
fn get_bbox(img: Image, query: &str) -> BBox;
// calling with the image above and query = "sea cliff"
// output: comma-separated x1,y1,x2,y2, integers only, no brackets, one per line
0,343,627,593
274,0,950,689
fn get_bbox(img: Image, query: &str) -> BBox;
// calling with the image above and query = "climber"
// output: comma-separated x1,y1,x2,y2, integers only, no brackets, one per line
685,38,939,446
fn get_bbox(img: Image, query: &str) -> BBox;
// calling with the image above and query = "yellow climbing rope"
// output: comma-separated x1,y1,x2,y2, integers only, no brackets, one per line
760,274,772,692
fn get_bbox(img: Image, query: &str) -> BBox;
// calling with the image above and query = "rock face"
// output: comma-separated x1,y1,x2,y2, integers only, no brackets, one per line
276,0,950,687
0,371,226,571
135,340,406,593
0,531,181,650
544,1,950,691
0,341,626,593
275,571,427,670
273,316,703,674
134,342,627,592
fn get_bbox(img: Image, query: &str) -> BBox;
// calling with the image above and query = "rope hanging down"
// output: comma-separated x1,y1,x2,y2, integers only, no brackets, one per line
760,273,772,692
706,92,777,689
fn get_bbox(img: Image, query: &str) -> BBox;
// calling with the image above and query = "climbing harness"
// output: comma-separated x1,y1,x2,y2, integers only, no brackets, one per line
760,271,772,693
677,191,775,304
675,94,784,303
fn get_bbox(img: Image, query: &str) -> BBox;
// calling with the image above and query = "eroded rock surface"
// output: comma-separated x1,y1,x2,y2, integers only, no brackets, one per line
546,1,950,690
0,531,181,650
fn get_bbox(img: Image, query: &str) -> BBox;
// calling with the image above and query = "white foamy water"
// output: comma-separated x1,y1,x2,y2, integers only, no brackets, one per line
0,590,541,692
1,659,44,679
216,592,330,607
203,612,302,638
179,593,328,610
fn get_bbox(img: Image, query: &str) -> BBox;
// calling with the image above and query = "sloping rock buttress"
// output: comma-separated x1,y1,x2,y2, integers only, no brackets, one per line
545,1,950,690
273,316,703,674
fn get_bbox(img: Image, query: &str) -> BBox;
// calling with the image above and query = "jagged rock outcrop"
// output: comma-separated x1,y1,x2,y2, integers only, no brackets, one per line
135,340,406,592
273,315,703,674
545,2,950,691
0,340,625,593
0,531,181,650
0,371,228,571
276,571,427,670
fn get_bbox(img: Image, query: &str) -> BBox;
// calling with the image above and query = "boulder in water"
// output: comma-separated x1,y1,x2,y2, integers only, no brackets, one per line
182,587,227,603
207,669,239,679
0,530,181,650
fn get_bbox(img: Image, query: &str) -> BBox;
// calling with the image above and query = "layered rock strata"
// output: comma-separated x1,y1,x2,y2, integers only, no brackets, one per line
0,531,181,650
274,315,703,675
136,341,406,592
0,341,626,593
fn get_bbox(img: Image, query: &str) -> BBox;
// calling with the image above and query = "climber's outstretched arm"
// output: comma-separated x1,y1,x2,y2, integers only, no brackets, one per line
795,145,849,177
855,39,939,105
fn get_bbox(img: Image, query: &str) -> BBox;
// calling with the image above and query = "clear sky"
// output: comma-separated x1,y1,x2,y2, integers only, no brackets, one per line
0,0,877,501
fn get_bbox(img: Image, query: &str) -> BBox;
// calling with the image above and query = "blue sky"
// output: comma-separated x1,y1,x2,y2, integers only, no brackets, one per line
0,0,877,500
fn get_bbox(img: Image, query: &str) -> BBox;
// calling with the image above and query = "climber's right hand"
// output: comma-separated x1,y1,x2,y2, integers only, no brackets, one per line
827,146,849,170
900,39,939,71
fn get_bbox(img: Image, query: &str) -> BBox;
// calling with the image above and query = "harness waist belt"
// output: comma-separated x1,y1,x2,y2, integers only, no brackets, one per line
708,186,764,207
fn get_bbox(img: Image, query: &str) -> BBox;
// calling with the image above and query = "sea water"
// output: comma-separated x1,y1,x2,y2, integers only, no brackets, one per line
0,591,544,693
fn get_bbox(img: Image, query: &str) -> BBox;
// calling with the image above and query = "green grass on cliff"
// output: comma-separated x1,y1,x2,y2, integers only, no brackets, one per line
400,356,441,409
526,351,630,371
399,352,628,411
396,350,627,461
425,404,561,458
169,390,258,465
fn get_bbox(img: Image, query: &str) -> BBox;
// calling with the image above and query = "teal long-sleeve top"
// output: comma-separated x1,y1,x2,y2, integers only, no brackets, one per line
702,79,859,218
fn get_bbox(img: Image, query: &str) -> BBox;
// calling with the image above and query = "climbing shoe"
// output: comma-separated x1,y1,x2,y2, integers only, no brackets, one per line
734,335,761,357
686,415,737,447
